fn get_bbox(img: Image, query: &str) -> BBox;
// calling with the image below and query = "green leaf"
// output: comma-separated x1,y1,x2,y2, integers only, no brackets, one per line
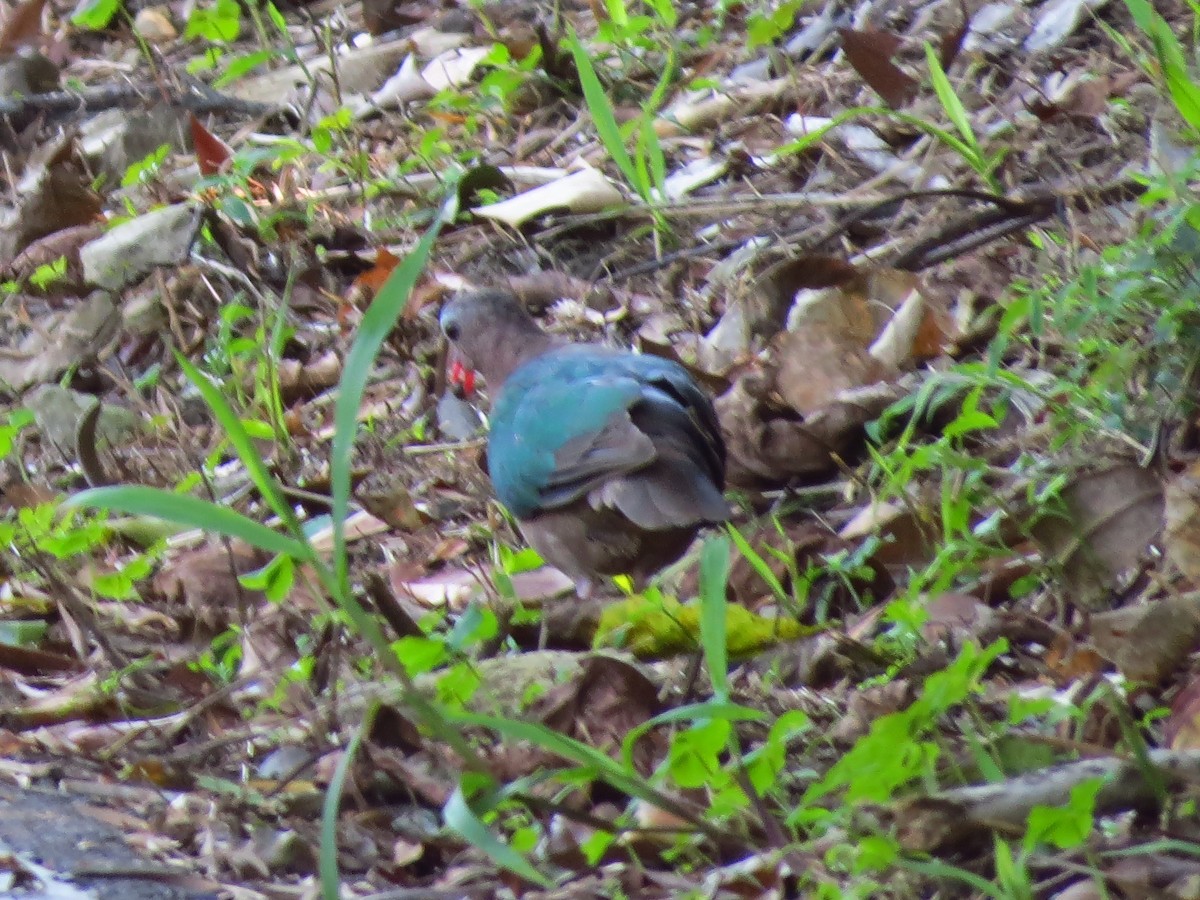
924,43,976,152
320,702,378,899
185,0,242,43
444,781,551,887
216,49,278,87
393,635,449,676
1024,777,1103,851
238,553,295,602
565,29,640,194
71,0,121,29
175,353,301,537
0,620,48,647
726,523,788,604
668,719,730,788
330,198,451,600
64,486,311,559
698,534,731,702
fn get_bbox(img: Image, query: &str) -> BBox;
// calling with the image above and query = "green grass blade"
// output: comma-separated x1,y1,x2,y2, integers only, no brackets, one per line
444,782,552,887
176,351,302,536
698,534,731,702
330,200,451,599
65,485,311,559
924,42,976,151
726,523,788,604
448,709,712,831
565,28,640,194
319,701,379,900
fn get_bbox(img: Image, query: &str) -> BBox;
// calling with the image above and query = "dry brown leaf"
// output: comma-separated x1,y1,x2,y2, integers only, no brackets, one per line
0,132,101,268
921,593,997,644
838,28,917,108
189,113,233,177
0,291,118,392
0,0,46,52
1043,632,1107,682
152,541,269,632
1164,460,1200,584
132,7,176,43
1031,465,1164,610
1089,593,1200,683
537,655,661,773
1165,675,1200,751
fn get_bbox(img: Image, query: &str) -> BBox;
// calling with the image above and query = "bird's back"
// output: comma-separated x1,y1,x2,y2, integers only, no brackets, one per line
487,345,727,527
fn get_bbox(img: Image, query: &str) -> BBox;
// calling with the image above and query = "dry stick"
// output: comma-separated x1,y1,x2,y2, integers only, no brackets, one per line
895,748,1200,854
602,180,1146,284
0,81,277,120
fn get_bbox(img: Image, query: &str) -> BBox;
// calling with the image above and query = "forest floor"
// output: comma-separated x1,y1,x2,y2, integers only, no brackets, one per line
2,0,1199,897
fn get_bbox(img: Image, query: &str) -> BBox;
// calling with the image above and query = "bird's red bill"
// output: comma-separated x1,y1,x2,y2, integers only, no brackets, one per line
449,359,477,397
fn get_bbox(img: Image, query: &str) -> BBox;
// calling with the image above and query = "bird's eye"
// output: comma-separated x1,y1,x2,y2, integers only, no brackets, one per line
444,322,461,341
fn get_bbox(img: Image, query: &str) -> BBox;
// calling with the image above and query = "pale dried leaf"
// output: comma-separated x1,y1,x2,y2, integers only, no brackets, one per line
472,167,626,227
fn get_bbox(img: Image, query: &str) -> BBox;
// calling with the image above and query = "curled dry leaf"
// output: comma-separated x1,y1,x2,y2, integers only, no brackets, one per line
189,113,233,177
471,166,626,228
5,222,103,294
717,374,901,489
1024,0,1111,53
1031,465,1164,610
0,132,101,268
153,541,269,634
0,0,46,52
657,76,795,136
712,259,953,488
132,6,176,44
536,655,661,773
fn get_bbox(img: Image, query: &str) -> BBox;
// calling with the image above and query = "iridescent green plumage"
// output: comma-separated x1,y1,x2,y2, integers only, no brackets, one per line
441,289,727,597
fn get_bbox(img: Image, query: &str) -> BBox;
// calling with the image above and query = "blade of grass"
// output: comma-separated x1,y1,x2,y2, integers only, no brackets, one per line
726,523,788,605
565,28,640,195
924,43,976,153
64,485,311,559
444,780,552,888
698,534,731,702
319,700,379,900
330,198,452,602
176,352,303,536
447,709,729,841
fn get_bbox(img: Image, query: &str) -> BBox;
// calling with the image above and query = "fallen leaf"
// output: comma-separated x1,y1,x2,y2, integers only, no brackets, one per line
838,28,917,108
190,113,233,176
0,0,46,52
472,166,626,227
1031,465,1163,610
1089,593,1200,683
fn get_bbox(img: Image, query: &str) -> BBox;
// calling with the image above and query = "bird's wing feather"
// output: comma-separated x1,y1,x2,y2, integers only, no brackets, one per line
487,367,649,517
487,349,725,521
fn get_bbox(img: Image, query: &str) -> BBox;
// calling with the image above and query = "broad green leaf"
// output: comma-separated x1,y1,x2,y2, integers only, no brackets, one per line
71,0,121,29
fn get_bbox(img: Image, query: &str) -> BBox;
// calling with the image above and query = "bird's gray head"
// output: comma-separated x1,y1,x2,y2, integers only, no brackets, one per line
440,289,555,393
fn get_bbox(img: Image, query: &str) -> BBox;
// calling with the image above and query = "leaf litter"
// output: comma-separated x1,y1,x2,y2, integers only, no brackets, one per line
0,0,1197,896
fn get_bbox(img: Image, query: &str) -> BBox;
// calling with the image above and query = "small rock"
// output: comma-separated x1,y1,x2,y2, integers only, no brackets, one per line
133,7,177,44
80,203,202,290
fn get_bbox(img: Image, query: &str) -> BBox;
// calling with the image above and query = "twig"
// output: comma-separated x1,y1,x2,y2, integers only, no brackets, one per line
0,81,278,121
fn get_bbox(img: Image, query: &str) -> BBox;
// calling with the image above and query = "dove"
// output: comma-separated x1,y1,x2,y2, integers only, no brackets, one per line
440,288,728,599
